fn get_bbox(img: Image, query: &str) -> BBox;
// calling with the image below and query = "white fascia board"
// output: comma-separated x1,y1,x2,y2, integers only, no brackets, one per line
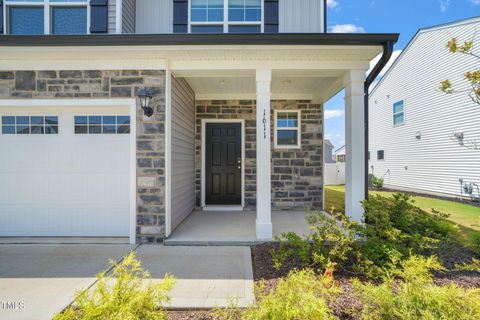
0,59,167,71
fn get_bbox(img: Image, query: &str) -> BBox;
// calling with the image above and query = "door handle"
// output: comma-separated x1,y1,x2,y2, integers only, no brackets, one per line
237,158,242,170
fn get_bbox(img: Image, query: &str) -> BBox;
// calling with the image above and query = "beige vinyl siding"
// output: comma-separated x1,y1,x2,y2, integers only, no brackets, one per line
279,0,324,33
108,0,117,34
171,76,196,231
369,18,480,197
136,0,173,34
122,0,136,33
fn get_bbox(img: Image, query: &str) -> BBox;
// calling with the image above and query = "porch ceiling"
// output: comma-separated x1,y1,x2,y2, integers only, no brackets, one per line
174,69,346,102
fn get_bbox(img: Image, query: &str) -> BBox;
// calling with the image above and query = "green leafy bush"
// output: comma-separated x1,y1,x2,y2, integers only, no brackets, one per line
357,193,458,277
272,193,459,278
53,252,175,320
353,255,480,320
271,211,359,273
371,176,384,189
244,269,338,320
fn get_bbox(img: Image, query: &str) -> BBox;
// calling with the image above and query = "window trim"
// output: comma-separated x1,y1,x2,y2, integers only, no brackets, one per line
188,0,264,33
4,0,90,35
274,109,301,149
393,100,405,127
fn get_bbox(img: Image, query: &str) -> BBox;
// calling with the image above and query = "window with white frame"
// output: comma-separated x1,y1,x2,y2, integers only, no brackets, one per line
274,110,301,149
190,0,262,33
4,0,88,35
393,100,405,126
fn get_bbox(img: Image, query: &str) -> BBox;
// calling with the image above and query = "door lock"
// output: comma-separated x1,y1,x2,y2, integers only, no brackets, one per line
237,158,242,170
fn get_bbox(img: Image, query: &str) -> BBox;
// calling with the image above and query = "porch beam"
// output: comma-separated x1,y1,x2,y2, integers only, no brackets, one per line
255,69,273,239
344,70,366,222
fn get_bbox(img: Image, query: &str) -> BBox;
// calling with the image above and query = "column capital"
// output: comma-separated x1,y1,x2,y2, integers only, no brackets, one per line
343,69,366,86
256,69,272,83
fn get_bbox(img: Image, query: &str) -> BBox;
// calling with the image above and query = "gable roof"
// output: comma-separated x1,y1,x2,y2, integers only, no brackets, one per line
369,16,480,96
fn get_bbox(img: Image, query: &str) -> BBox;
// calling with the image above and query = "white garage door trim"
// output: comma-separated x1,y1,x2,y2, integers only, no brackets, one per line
0,99,137,244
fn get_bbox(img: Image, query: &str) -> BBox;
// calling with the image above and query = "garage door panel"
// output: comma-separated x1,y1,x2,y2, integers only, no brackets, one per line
0,109,131,237
0,204,129,236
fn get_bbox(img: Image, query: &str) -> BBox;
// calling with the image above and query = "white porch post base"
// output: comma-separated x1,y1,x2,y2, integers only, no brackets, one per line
256,220,273,239
344,70,366,222
255,69,273,240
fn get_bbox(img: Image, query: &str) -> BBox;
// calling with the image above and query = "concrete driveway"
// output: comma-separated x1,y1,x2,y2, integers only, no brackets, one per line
0,244,134,320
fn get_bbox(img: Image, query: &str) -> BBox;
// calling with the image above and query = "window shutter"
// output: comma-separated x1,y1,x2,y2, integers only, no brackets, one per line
0,0,3,34
173,0,188,33
264,0,279,33
90,0,108,34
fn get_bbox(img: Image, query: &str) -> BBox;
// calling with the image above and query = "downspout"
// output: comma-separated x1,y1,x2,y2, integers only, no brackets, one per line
115,0,123,34
364,41,394,198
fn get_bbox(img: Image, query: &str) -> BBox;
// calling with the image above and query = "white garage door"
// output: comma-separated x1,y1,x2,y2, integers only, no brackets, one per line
0,105,131,237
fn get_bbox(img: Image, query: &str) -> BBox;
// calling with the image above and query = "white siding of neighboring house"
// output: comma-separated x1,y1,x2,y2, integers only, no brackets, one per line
171,76,196,231
122,0,136,33
369,17,480,198
136,0,173,34
279,0,324,33
108,0,117,33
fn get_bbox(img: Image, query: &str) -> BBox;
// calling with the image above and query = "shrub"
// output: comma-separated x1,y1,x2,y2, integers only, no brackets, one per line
358,193,459,277
53,252,175,320
272,193,460,279
353,255,480,320
271,211,359,273
371,176,384,189
243,269,338,320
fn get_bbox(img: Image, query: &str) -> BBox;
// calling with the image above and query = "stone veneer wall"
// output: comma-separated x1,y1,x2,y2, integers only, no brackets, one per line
195,100,323,210
0,70,166,243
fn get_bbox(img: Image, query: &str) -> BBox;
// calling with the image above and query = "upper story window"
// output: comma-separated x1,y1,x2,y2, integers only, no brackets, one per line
393,100,405,126
190,0,262,33
5,0,88,35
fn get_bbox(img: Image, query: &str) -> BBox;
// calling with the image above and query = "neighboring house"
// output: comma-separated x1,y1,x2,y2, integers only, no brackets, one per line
0,0,398,243
334,145,346,163
324,139,335,164
369,17,480,200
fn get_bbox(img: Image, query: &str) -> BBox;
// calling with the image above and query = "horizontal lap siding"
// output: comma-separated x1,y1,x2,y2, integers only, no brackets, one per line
171,77,196,230
369,20,480,197
279,0,324,33
136,0,173,34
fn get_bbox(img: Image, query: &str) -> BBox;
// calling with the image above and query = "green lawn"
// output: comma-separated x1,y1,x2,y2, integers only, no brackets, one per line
325,185,480,242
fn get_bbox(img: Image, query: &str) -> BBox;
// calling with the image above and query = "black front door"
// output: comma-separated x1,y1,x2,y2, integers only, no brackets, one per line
205,123,242,205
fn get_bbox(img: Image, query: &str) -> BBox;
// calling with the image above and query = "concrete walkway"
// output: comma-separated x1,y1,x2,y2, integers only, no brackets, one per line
135,245,254,309
0,244,134,320
0,243,254,319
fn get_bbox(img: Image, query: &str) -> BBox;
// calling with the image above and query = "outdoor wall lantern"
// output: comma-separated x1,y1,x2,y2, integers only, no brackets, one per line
138,87,153,117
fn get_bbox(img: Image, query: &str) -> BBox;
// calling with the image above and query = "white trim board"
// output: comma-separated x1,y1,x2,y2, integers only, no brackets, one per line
201,119,245,209
0,99,137,244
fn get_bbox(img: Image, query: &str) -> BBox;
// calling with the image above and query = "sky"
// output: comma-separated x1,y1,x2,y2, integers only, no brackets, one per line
324,0,480,151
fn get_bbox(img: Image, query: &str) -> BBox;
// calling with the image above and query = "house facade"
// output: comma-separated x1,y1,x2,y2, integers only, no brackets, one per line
369,17,480,200
0,0,398,243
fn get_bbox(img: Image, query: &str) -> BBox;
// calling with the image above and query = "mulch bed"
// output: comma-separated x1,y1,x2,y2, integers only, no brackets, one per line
168,242,480,320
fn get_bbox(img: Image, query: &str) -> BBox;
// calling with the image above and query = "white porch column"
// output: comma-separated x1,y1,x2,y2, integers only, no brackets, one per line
255,69,273,239
344,70,366,222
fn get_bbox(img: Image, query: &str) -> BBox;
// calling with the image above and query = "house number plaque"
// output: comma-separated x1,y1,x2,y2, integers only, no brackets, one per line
262,109,267,139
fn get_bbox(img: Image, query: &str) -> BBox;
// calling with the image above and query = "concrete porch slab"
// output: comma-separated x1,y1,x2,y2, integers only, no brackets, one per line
134,245,255,309
165,210,311,246
0,244,134,320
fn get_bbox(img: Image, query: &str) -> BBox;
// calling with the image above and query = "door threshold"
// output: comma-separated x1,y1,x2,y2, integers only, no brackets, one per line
202,206,243,212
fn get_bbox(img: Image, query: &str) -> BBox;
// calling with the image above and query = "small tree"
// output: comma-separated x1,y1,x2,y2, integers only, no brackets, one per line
440,34,479,150
440,36,479,105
